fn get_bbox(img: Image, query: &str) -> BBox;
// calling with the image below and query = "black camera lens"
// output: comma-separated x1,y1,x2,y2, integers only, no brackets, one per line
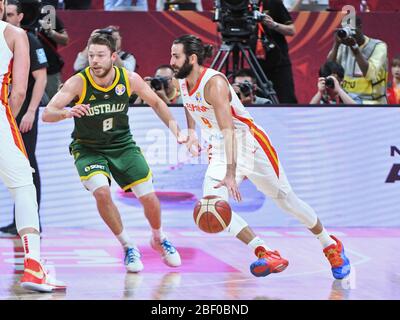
239,82,252,97
151,78,163,91
336,27,354,39
151,76,169,91
325,77,335,89
337,29,348,39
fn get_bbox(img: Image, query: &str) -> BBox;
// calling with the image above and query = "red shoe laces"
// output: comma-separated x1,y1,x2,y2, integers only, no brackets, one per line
324,248,343,267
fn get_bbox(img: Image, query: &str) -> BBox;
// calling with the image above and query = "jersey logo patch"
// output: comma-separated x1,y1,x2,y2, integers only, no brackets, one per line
89,95,96,101
195,92,202,103
115,84,126,96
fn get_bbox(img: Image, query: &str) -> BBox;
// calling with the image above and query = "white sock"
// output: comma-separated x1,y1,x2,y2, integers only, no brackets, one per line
316,229,336,248
21,233,40,261
248,236,272,252
116,230,134,249
152,228,166,242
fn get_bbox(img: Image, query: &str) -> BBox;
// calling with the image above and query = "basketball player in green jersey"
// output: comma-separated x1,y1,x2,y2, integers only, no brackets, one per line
42,33,184,272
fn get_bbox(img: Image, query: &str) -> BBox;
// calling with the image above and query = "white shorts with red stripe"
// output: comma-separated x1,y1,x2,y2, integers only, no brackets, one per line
0,103,33,188
203,128,292,199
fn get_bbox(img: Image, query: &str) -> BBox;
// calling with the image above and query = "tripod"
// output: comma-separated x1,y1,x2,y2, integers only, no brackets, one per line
210,40,279,104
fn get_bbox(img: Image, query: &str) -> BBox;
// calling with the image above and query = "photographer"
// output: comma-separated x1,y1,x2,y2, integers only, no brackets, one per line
32,2,69,101
310,61,357,105
136,65,181,104
327,16,388,104
254,0,297,103
73,26,136,73
232,69,272,105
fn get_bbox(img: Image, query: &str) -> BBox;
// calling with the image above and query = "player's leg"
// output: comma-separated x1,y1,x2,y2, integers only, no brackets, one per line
82,173,144,272
109,142,181,268
71,143,142,272
131,180,181,267
0,110,65,292
247,145,351,279
203,173,288,277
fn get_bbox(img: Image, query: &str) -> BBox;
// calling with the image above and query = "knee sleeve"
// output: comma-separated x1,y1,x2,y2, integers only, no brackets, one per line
226,211,249,237
273,190,318,228
83,173,109,193
9,184,40,233
203,175,229,201
133,179,155,198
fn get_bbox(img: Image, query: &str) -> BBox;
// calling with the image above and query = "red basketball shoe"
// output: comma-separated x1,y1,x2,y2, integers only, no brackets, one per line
20,258,66,293
250,246,289,277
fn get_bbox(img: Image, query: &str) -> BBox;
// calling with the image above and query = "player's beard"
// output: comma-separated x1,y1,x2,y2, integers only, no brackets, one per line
174,58,193,79
91,61,113,78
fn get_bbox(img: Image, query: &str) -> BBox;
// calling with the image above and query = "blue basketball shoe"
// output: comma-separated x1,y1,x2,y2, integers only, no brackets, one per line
323,235,351,279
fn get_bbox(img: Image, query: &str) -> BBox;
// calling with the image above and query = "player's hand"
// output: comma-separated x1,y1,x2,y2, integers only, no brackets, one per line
19,110,35,133
214,175,242,202
185,133,201,157
66,104,90,118
177,131,188,144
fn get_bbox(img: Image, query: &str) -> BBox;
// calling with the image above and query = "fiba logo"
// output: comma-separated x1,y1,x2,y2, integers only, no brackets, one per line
385,146,400,183
195,92,202,104
115,84,126,96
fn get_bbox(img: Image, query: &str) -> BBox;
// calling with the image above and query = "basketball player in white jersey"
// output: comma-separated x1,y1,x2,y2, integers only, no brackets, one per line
171,35,351,280
0,0,65,292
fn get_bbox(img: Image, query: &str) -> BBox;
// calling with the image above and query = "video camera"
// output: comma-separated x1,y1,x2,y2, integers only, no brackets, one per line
213,0,265,41
150,76,170,91
336,26,356,40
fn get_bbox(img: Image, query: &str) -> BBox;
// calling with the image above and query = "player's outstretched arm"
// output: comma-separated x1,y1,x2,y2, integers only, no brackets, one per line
204,75,242,202
7,25,29,118
42,75,90,122
184,107,201,157
127,71,184,142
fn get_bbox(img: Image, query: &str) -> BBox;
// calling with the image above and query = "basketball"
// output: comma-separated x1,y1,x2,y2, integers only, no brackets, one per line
193,195,232,233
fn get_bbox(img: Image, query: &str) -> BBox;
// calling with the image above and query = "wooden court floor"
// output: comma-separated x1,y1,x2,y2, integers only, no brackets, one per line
0,227,399,300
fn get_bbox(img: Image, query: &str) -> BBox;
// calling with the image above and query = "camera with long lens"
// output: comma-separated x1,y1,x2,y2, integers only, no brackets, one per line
238,81,253,97
325,77,335,89
150,76,170,91
214,0,265,42
336,26,356,39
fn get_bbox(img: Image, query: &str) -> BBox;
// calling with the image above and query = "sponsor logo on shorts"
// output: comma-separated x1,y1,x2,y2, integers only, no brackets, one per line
115,84,126,96
84,164,106,173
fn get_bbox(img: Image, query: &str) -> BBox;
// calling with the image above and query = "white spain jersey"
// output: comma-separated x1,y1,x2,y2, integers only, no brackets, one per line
0,20,31,189
179,67,280,178
0,20,13,107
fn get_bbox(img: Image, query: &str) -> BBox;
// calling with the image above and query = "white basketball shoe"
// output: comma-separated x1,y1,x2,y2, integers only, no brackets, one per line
151,237,181,267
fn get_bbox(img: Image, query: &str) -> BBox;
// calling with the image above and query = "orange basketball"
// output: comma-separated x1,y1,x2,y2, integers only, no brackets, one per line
193,195,232,233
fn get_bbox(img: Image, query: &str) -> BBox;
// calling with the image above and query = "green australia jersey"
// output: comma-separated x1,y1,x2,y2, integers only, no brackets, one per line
72,66,132,146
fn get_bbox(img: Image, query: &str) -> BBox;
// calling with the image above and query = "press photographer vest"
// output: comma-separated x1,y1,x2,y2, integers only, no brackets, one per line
339,38,387,104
